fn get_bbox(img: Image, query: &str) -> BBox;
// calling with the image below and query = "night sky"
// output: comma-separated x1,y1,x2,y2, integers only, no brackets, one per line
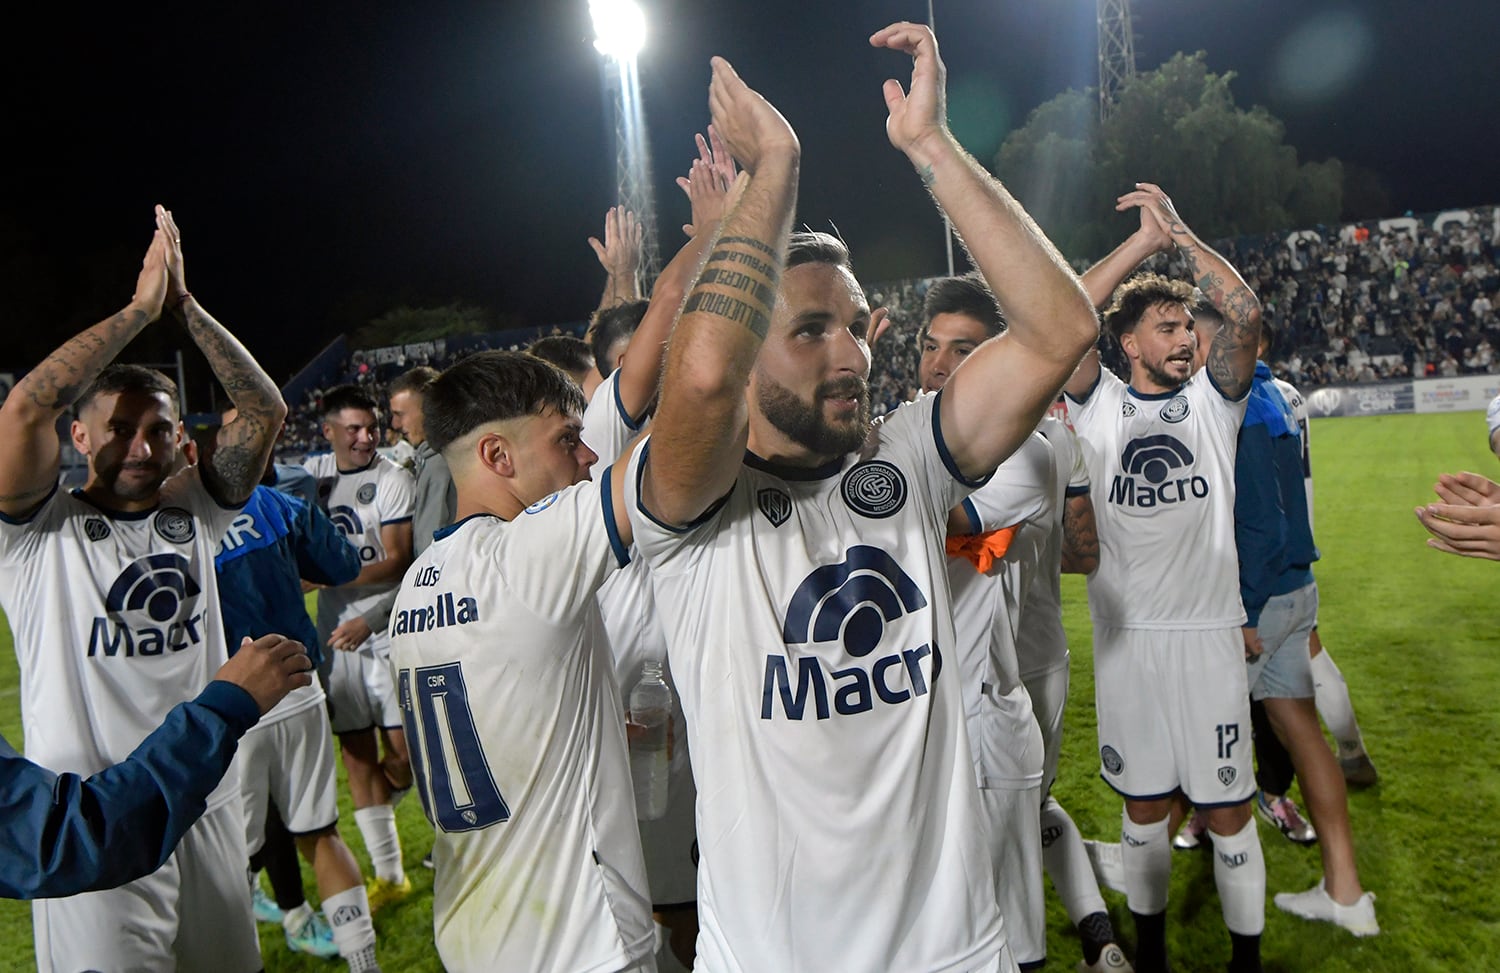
3,0,1495,391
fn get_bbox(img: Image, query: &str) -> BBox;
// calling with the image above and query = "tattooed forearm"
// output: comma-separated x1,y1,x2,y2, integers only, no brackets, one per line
682,291,770,338
19,309,151,412
717,235,778,258
1060,495,1099,574
682,239,781,339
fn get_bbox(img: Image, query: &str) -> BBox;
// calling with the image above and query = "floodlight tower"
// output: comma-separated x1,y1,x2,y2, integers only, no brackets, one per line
1097,0,1137,121
591,0,660,288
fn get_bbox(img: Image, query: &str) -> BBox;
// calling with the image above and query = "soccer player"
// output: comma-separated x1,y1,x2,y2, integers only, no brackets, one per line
388,366,455,556
387,351,652,973
626,27,1097,970
0,635,310,900
212,413,384,969
0,205,288,971
1064,183,1265,973
920,274,1125,972
1226,330,1379,937
529,335,603,402
303,385,416,909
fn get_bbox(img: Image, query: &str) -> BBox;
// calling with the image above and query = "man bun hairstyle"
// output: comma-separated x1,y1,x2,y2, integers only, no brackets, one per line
424,351,585,456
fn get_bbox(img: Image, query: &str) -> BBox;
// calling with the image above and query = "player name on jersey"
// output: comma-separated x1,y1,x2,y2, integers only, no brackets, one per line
390,591,479,635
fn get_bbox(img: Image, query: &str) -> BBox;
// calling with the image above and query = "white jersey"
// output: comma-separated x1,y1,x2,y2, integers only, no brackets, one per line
626,392,1004,973
303,453,415,636
0,468,241,811
1013,417,1090,679
1066,369,1247,630
947,432,1055,790
1273,377,1314,533
388,472,653,973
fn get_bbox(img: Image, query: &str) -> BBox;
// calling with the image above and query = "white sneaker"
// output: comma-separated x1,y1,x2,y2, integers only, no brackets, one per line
1274,880,1379,937
1077,942,1134,972
1083,839,1127,895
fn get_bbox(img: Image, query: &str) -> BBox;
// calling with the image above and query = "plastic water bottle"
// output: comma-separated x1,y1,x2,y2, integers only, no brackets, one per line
628,660,672,821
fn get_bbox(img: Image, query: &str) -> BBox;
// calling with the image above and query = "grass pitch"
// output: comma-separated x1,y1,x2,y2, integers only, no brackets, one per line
1,411,1497,971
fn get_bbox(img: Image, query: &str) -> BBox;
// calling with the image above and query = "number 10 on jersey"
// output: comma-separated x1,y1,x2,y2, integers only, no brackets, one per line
400,664,511,831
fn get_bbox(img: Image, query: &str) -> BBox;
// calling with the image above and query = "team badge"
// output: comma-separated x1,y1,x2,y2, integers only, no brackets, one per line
1121,401,1137,418
1218,765,1237,787
1160,396,1190,423
1100,745,1124,775
357,482,377,504
840,460,907,519
329,904,364,926
1041,825,1063,848
757,488,792,527
153,508,196,544
524,492,559,514
84,517,112,542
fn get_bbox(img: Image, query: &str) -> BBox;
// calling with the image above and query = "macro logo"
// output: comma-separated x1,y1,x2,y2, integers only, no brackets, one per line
1107,434,1210,508
330,505,379,561
88,553,207,658
762,545,941,721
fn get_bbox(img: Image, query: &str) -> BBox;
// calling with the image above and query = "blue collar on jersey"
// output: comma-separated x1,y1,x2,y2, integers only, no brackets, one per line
744,450,844,481
1125,381,1186,401
68,488,159,520
432,512,498,542
336,457,379,475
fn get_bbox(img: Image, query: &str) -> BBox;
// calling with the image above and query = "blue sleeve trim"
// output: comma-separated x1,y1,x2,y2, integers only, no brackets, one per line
1065,485,1091,497
613,373,646,432
0,482,58,525
380,516,414,526
1206,366,1252,403
959,498,981,536
1064,369,1102,406
599,466,631,569
931,388,994,489
632,439,732,534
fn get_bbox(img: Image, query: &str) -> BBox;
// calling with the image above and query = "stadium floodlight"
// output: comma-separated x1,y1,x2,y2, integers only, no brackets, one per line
590,0,646,60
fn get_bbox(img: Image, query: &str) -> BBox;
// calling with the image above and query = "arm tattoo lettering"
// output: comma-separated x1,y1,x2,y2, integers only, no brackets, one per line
682,291,770,338
717,236,779,259
698,267,777,309
708,248,776,278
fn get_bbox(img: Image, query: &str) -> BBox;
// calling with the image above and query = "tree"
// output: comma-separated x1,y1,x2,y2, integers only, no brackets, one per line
996,53,1343,259
350,302,507,348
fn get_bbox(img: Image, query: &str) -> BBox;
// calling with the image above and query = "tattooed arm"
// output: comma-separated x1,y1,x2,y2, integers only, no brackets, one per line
628,56,799,530
0,231,169,518
872,23,1098,480
1116,183,1261,399
156,206,288,507
1059,493,1099,574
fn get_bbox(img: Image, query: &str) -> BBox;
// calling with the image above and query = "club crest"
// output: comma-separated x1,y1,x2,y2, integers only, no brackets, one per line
840,460,907,519
153,508,196,544
357,482,378,504
1160,396,1190,423
757,488,792,527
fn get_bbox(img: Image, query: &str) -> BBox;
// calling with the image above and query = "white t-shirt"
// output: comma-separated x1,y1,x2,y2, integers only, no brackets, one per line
626,391,1004,973
1012,417,1090,679
1066,369,1247,630
303,453,415,639
387,471,653,973
0,468,242,811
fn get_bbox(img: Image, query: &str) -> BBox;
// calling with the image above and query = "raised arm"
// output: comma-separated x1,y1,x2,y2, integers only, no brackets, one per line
1067,212,1174,398
871,22,1097,480
589,205,644,314
633,57,799,527
156,206,288,506
0,232,168,518
1118,183,1261,398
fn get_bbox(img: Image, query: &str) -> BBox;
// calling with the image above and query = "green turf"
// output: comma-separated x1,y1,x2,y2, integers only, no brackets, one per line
1,411,1498,970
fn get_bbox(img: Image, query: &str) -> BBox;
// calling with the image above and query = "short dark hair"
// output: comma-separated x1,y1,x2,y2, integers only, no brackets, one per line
1258,317,1278,359
389,365,440,399
526,336,593,377
425,351,586,455
321,384,380,420
786,230,852,273
921,271,1006,341
1102,272,1197,343
75,364,178,417
589,301,649,378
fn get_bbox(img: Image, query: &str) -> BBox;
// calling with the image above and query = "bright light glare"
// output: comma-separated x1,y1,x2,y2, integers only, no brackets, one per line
590,0,646,60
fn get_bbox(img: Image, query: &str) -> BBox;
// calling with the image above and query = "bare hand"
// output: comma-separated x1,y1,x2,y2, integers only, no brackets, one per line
869,22,949,161
329,616,373,652
1116,183,1191,250
867,306,892,351
1242,626,1264,660
154,204,188,305
216,634,313,715
588,205,643,279
706,57,799,175
1416,498,1500,560
1433,471,1500,508
131,230,170,319
676,126,738,236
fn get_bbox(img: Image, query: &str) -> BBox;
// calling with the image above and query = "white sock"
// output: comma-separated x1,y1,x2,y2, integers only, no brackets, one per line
1120,812,1171,915
1210,817,1266,935
281,901,314,934
1310,650,1366,757
354,805,405,884
324,884,378,960
1041,796,1108,923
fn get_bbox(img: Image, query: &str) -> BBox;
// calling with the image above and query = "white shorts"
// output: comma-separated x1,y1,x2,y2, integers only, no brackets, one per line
1021,658,1069,794
638,753,699,906
240,687,340,853
328,633,401,735
978,784,1045,966
33,801,260,973
971,683,1045,790
1247,582,1318,701
1093,624,1255,807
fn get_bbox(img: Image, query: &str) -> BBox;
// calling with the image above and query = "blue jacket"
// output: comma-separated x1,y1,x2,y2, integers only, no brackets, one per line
0,681,259,899
1234,362,1319,627
214,483,361,666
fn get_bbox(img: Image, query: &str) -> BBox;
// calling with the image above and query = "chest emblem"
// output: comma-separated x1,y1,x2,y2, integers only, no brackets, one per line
1159,396,1190,423
357,482,378,504
153,507,196,544
84,517,112,542
757,488,792,527
840,460,908,519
